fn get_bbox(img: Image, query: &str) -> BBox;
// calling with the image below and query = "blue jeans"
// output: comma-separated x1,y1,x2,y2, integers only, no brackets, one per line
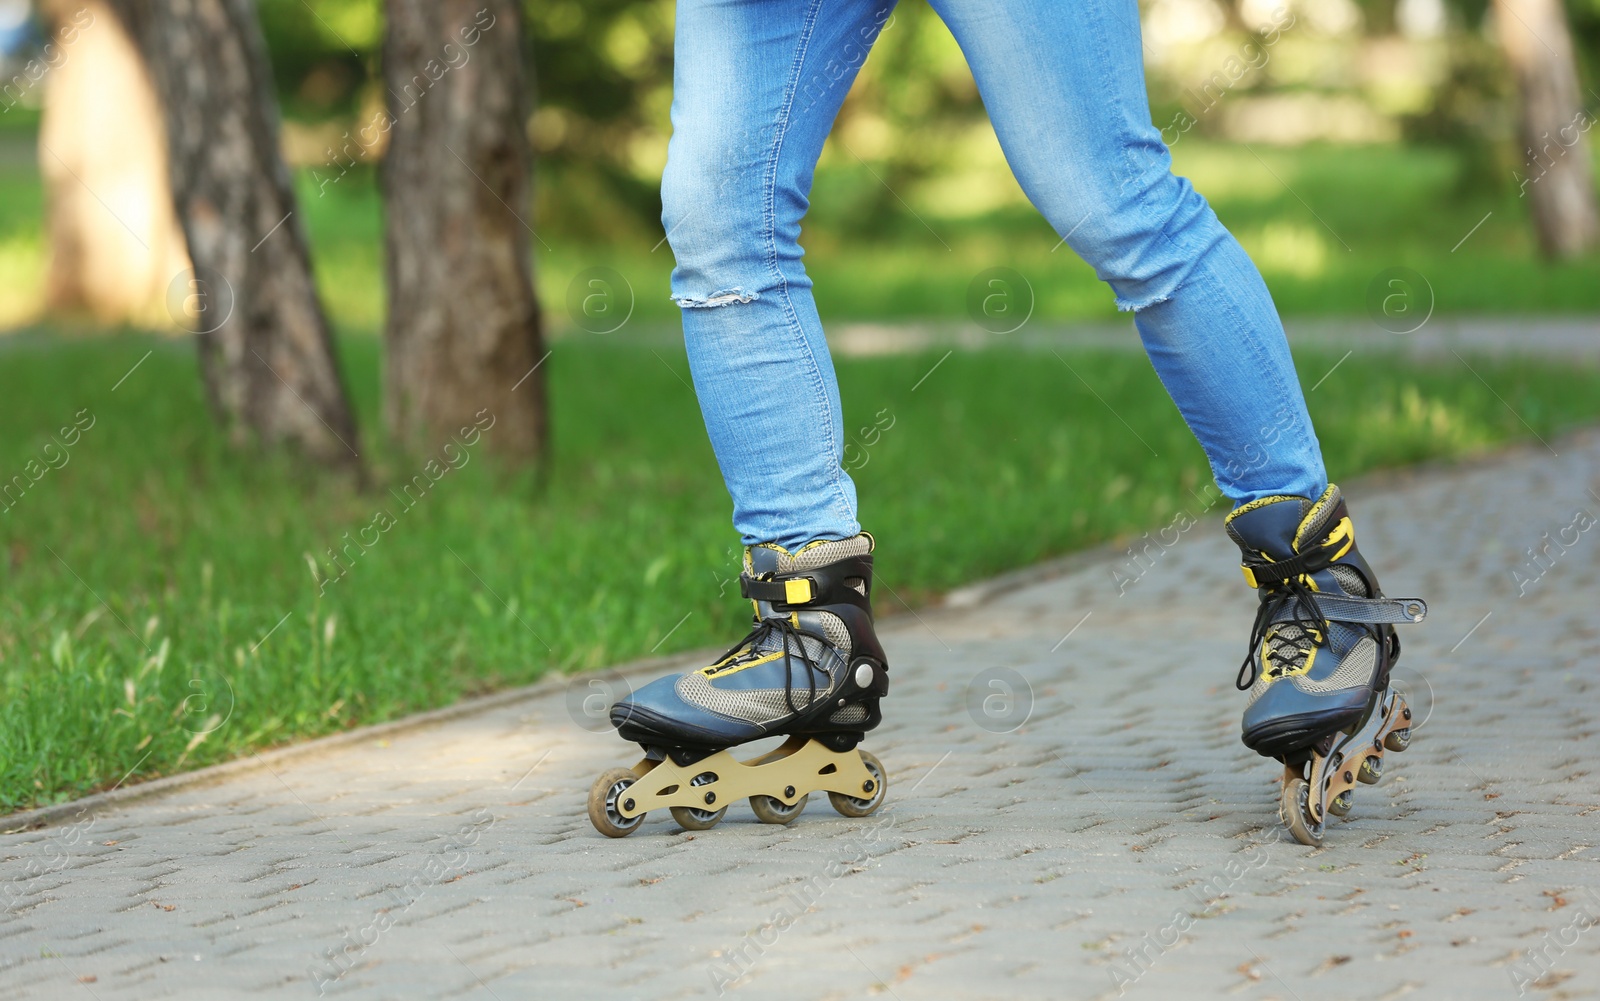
663,0,1327,548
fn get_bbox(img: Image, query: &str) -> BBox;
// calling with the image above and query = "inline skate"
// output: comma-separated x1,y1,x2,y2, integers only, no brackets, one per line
1226,485,1427,846
587,534,890,837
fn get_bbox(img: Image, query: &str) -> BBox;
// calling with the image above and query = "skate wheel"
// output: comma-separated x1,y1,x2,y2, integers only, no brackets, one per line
1383,728,1411,752
1279,775,1325,847
750,793,810,825
1327,790,1354,817
1358,756,1383,785
828,750,887,818
589,768,645,839
669,769,729,830
670,805,728,831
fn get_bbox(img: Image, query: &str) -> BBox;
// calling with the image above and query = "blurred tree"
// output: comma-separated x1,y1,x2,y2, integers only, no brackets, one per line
1400,29,1514,195
246,0,1600,248
257,0,379,121
380,0,547,459
1576,1,1600,80
106,0,362,468
1356,0,1401,33
1493,0,1598,256
38,0,189,327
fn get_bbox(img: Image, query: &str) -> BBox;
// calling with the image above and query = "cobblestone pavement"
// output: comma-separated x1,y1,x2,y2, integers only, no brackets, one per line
4,432,1599,1001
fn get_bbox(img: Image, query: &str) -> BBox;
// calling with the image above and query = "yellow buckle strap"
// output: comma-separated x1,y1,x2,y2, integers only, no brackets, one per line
784,578,814,604
1324,516,1355,561
1241,565,1258,589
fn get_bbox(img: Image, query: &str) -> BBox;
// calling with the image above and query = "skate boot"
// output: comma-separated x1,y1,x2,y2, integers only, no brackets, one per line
1226,485,1426,846
587,533,891,837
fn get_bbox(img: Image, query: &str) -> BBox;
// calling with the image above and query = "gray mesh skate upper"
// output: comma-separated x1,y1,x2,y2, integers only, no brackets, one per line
671,534,872,726
828,703,869,724
1244,634,1379,707
1328,563,1367,596
675,671,820,724
746,534,872,578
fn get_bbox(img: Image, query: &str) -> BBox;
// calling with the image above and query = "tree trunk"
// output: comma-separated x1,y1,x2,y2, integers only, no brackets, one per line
105,0,362,467
38,0,190,328
1494,0,1600,259
380,0,547,459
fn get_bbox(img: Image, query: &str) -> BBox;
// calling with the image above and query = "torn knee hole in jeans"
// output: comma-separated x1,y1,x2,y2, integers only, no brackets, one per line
672,288,761,308
1115,291,1172,313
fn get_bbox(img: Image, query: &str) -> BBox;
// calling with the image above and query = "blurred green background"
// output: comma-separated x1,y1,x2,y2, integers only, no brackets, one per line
3,0,1600,329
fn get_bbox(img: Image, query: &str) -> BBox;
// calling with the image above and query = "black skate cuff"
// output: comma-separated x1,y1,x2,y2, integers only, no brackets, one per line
1241,549,1334,588
739,553,875,610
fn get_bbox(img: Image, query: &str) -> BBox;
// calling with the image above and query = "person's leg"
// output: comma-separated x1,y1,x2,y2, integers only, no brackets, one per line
586,1,901,818
928,0,1425,846
662,0,897,548
927,0,1324,503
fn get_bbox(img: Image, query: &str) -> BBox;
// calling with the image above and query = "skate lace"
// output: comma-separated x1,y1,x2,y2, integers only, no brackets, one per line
1236,575,1331,691
709,616,828,715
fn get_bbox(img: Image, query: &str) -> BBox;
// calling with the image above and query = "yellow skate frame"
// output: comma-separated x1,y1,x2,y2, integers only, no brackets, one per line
615,735,879,819
1296,691,1412,827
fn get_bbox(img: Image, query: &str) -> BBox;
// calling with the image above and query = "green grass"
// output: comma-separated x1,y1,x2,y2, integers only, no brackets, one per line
3,331,1600,811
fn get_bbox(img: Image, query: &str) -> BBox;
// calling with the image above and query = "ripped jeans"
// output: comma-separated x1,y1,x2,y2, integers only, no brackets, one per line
662,0,1327,548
